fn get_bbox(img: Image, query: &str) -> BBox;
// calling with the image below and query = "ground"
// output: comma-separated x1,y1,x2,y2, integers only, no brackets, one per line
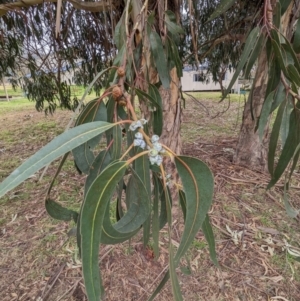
0,92,300,301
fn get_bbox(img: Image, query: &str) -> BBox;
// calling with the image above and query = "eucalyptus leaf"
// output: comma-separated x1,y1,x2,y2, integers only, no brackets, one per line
150,31,170,89
0,121,116,198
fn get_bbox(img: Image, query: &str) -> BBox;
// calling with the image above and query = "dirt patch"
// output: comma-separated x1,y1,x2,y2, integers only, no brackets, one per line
0,97,300,301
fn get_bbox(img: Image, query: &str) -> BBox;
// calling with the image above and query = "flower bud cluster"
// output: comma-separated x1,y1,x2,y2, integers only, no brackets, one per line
129,119,147,131
148,135,165,166
133,132,146,149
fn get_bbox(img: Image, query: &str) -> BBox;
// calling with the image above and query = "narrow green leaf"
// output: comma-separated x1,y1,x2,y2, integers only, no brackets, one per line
73,100,107,174
280,99,293,146
134,149,151,246
279,0,293,15
149,84,163,136
281,38,300,72
148,156,214,301
273,1,281,29
268,100,286,176
100,169,150,245
201,215,219,267
244,34,266,79
287,64,300,87
150,31,170,88
45,199,78,222
207,0,236,21
165,10,184,35
268,109,300,188
175,156,214,262
179,190,186,221
152,175,160,258
111,125,122,161
271,82,286,113
293,18,300,53
169,244,183,301
135,88,159,108
115,170,150,232
258,91,275,141
81,161,128,301
0,121,116,198
224,27,260,97
84,149,111,197
114,12,125,50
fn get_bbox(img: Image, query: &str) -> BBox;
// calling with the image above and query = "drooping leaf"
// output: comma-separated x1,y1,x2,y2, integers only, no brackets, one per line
45,199,78,222
268,100,286,176
149,84,163,136
287,64,300,87
134,148,151,246
84,149,112,197
81,161,128,301
280,99,293,146
72,100,107,174
0,121,116,198
201,215,219,267
268,109,300,188
165,10,184,36
150,31,170,88
207,0,236,21
111,125,122,161
169,243,183,301
152,174,160,258
135,88,159,108
271,82,286,113
179,190,218,266
244,34,266,80
175,156,214,262
148,156,214,301
224,27,260,97
257,91,275,141
293,18,300,53
279,0,293,15
273,1,281,29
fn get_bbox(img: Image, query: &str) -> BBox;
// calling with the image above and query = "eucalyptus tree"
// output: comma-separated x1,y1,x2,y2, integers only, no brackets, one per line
1,0,300,300
0,1,215,300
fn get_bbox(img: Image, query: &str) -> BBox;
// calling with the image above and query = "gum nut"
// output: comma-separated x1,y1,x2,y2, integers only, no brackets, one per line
149,148,158,157
151,135,160,143
135,132,143,139
153,142,162,152
112,86,122,100
117,67,125,77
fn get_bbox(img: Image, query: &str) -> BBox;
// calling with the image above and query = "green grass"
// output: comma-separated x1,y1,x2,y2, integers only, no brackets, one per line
184,91,247,102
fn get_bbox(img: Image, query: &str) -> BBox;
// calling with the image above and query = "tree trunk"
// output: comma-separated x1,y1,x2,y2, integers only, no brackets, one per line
233,48,269,170
233,2,294,171
159,68,182,154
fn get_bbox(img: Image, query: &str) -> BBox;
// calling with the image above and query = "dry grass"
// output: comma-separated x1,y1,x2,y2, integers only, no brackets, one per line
0,94,300,301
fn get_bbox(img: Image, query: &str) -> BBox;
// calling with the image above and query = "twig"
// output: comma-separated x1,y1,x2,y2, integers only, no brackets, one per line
183,92,210,115
137,265,169,301
55,279,81,301
41,263,66,301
